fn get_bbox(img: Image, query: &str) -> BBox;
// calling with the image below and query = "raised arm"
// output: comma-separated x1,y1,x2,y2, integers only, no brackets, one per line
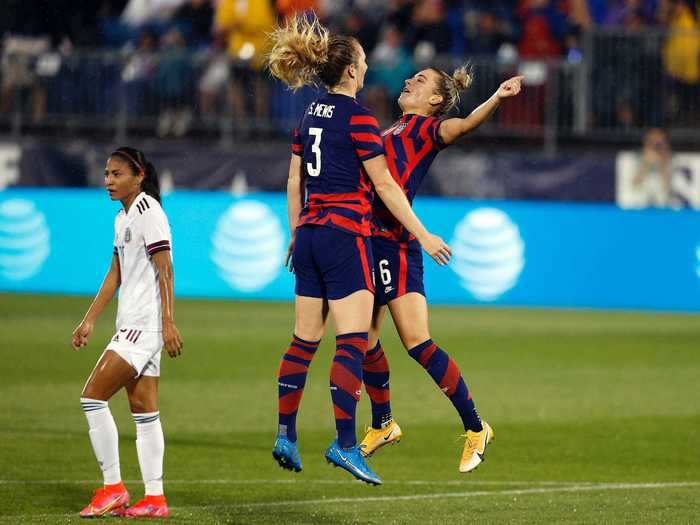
152,250,183,358
71,254,121,350
363,155,451,266
439,76,523,145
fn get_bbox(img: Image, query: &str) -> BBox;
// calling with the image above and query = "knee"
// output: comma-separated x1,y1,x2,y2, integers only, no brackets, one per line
293,324,324,343
81,385,105,401
128,395,150,414
401,333,431,351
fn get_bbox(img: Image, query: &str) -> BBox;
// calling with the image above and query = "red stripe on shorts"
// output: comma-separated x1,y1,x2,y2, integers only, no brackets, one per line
356,237,374,293
398,243,408,296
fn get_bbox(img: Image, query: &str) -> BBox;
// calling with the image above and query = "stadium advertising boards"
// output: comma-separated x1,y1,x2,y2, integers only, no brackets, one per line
0,189,698,311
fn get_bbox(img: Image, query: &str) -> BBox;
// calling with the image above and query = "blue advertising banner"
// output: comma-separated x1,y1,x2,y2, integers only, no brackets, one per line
0,189,698,311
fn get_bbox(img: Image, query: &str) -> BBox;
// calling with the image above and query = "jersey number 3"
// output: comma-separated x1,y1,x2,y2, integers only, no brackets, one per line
307,127,323,177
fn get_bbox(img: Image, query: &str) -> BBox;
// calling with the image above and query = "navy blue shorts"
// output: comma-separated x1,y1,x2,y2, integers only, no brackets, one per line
293,225,375,300
372,236,425,306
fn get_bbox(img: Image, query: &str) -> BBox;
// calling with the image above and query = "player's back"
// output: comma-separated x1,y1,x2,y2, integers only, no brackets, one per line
293,93,384,237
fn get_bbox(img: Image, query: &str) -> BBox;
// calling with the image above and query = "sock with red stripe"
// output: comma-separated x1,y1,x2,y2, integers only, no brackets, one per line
330,332,368,449
362,340,392,430
408,339,483,432
278,335,321,443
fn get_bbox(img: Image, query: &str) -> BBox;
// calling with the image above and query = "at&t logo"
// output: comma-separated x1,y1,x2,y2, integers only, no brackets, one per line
450,208,525,301
210,200,285,292
0,199,50,281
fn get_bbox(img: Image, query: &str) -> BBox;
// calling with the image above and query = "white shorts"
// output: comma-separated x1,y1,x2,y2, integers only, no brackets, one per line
105,328,163,378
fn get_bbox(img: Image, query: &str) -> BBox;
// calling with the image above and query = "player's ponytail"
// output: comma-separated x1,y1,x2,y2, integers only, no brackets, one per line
142,161,161,205
111,146,161,204
268,14,360,91
430,64,473,117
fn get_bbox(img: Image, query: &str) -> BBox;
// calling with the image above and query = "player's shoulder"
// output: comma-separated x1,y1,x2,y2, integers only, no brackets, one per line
414,114,441,127
351,100,375,118
348,102,380,128
133,193,167,221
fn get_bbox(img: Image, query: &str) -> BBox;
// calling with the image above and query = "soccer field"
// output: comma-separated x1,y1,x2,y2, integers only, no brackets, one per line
0,293,698,524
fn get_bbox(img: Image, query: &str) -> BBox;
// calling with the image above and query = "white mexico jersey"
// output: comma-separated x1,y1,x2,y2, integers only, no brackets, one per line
113,192,172,331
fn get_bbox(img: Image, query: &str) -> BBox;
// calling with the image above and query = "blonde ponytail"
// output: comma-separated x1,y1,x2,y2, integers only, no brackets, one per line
430,64,474,117
451,65,473,91
268,15,330,90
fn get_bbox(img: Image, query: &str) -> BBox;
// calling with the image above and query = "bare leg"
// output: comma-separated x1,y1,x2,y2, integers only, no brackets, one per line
82,350,137,401
328,289,374,335
387,292,431,350
294,295,329,341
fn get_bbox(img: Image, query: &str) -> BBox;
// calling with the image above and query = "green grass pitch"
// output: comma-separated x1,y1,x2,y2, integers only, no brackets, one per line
0,293,699,524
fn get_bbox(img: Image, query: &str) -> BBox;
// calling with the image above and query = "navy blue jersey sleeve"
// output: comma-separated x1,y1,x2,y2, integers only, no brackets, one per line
349,108,384,161
423,117,447,151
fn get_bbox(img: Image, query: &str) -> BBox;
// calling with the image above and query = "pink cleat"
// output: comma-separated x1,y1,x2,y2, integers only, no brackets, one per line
79,482,129,518
124,494,170,518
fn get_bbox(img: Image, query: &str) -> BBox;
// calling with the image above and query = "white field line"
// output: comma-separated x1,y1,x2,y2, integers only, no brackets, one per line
0,479,597,486
0,481,698,522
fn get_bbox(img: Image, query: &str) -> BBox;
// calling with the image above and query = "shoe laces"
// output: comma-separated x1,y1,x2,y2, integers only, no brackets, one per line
459,433,476,449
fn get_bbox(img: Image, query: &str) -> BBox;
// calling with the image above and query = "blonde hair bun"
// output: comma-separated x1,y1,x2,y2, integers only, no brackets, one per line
452,65,473,91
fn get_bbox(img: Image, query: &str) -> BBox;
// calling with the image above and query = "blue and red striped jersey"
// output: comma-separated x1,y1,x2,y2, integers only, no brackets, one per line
371,114,446,243
292,93,384,237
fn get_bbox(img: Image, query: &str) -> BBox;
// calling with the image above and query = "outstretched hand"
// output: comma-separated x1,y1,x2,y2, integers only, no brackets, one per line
496,76,524,100
419,233,452,266
71,321,94,350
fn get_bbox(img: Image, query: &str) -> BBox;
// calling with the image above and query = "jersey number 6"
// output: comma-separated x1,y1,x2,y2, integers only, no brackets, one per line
307,127,323,177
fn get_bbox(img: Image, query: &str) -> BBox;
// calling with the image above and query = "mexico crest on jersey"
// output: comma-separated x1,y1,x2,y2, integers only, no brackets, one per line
124,227,132,243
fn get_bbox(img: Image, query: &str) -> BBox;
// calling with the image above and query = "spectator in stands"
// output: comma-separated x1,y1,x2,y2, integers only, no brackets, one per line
0,35,51,123
464,7,515,56
406,0,452,64
121,29,160,115
340,8,381,56
155,28,193,137
661,0,700,126
214,0,276,130
276,0,321,19
121,0,189,29
197,34,229,123
364,24,415,122
171,0,214,48
602,0,657,27
517,0,569,59
632,128,673,207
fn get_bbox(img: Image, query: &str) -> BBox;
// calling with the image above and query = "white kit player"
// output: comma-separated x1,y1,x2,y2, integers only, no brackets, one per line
71,147,183,518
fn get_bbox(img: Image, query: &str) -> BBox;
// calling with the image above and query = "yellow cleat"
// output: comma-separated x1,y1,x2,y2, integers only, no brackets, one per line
358,420,403,457
459,421,494,473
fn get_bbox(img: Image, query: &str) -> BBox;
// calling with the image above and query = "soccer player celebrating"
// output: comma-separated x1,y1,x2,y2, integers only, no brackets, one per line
267,15,450,485
359,69,523,473
71,147,183,517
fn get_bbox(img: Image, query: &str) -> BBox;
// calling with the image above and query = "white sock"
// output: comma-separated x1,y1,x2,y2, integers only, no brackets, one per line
80,398,121,485
133,412,164,496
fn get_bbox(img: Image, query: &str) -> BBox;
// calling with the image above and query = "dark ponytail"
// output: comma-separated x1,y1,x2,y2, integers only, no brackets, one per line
142,161,161,204
111,146,161,204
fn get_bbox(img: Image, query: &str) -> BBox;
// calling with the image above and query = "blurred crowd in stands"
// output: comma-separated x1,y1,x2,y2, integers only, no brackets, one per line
1,0,698,137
